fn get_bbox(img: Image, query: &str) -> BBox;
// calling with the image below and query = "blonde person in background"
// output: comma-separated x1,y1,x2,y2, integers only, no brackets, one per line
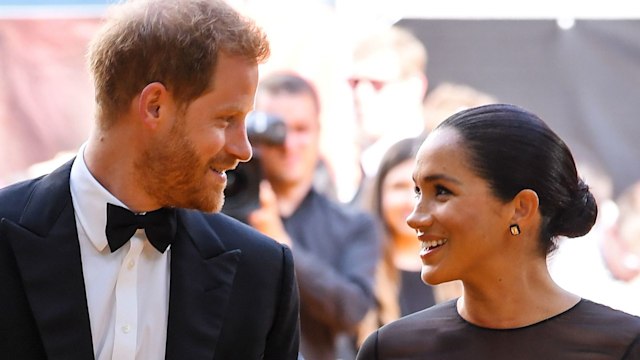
348,25,429,206
422,81,498,133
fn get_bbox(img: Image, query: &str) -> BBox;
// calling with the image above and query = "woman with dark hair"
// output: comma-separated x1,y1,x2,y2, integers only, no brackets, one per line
357,104,640,359
356,137,436,346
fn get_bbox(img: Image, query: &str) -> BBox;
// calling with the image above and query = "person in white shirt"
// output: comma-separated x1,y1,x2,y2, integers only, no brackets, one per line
0,1,299,359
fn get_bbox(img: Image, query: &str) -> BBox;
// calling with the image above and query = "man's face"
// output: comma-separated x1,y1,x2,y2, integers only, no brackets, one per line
350,49,424,147
136,53,258,212
254,92,320,190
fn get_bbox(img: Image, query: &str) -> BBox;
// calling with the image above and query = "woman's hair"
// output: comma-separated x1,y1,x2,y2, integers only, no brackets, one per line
372,136,423,236
357,137,422,345
436,103,597,254
88,0,270,129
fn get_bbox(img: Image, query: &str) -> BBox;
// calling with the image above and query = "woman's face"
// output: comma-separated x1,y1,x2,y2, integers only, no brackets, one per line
381,159,418,239
407,128,514,285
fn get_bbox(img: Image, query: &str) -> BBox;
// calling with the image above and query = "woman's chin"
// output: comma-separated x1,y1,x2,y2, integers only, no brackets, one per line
421,267,453,286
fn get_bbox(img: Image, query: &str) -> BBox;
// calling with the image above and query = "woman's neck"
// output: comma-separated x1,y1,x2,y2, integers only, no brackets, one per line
456,259,580,329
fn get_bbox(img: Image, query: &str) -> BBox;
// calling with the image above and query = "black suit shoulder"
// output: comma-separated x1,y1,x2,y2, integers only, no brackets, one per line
201,211,290,258
0,176,44,222
0,160,73,236
176,209,295,290
185,211,300,359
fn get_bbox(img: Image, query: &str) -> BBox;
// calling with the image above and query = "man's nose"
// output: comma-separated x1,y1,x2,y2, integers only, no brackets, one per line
227,126,253,162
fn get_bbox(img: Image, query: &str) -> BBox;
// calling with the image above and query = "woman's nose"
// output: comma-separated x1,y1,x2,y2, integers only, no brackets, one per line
406,203,433,230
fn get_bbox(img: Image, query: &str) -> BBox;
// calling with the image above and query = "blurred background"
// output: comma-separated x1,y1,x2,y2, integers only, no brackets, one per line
1,0,639,199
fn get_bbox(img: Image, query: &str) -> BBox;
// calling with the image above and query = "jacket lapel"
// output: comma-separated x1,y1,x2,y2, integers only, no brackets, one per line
4,160,94,360
165,210,241,360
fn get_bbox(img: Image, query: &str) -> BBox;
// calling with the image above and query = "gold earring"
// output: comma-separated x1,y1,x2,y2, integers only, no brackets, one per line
510,224,521,236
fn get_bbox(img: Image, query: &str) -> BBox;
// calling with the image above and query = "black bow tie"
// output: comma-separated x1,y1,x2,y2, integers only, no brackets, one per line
105,203,177,253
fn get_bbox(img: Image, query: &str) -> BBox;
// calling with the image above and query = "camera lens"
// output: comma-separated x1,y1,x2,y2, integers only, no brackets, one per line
221,112,286,223
246,112,286,146
225,169,246,199
221,158,263,223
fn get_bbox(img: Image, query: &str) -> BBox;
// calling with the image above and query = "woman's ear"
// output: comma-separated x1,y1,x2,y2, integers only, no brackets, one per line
511,189,540,226
138,82,168,129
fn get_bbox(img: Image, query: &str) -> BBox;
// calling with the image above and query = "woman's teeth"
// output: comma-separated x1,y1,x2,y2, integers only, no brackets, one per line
422,238,448,250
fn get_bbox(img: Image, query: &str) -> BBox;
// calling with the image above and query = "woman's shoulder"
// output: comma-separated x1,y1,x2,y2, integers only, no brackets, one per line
356,300,460,360
553,299,640,358
377,299,460,343
571,298,640,328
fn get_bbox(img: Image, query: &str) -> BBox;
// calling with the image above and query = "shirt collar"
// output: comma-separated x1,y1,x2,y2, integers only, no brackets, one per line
70,143,127,252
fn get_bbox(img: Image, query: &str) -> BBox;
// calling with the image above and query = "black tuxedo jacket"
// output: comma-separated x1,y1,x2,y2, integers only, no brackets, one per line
0,161,300,359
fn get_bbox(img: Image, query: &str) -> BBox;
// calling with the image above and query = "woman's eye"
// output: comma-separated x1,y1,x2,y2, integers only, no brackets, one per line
413,186,421,198
435,185,452,197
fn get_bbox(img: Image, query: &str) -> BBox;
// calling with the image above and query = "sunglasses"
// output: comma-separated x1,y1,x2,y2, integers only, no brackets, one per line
347,77,389,92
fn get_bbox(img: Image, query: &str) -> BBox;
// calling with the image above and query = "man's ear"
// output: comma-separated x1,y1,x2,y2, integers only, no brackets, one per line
511,189,540,226
138,82,168,129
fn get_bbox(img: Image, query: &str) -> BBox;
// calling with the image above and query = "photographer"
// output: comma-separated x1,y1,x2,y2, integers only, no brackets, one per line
245,72,382,360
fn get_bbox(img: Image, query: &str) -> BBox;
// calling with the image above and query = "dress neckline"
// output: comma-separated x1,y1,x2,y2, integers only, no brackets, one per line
453,298,585,331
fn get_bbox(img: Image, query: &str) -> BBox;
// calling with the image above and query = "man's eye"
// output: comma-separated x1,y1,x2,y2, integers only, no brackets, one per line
215,116,235,127
413,186,421,198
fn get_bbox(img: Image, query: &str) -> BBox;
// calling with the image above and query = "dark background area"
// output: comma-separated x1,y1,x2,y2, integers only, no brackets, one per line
401,19,640,196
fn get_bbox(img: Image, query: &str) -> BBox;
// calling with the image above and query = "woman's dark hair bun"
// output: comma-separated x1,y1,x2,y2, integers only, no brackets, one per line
549,179,598,238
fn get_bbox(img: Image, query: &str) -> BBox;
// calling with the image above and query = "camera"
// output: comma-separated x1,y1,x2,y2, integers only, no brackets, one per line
221,111,286,223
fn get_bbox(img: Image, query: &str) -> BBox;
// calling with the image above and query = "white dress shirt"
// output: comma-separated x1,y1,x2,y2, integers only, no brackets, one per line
70,144,170,360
